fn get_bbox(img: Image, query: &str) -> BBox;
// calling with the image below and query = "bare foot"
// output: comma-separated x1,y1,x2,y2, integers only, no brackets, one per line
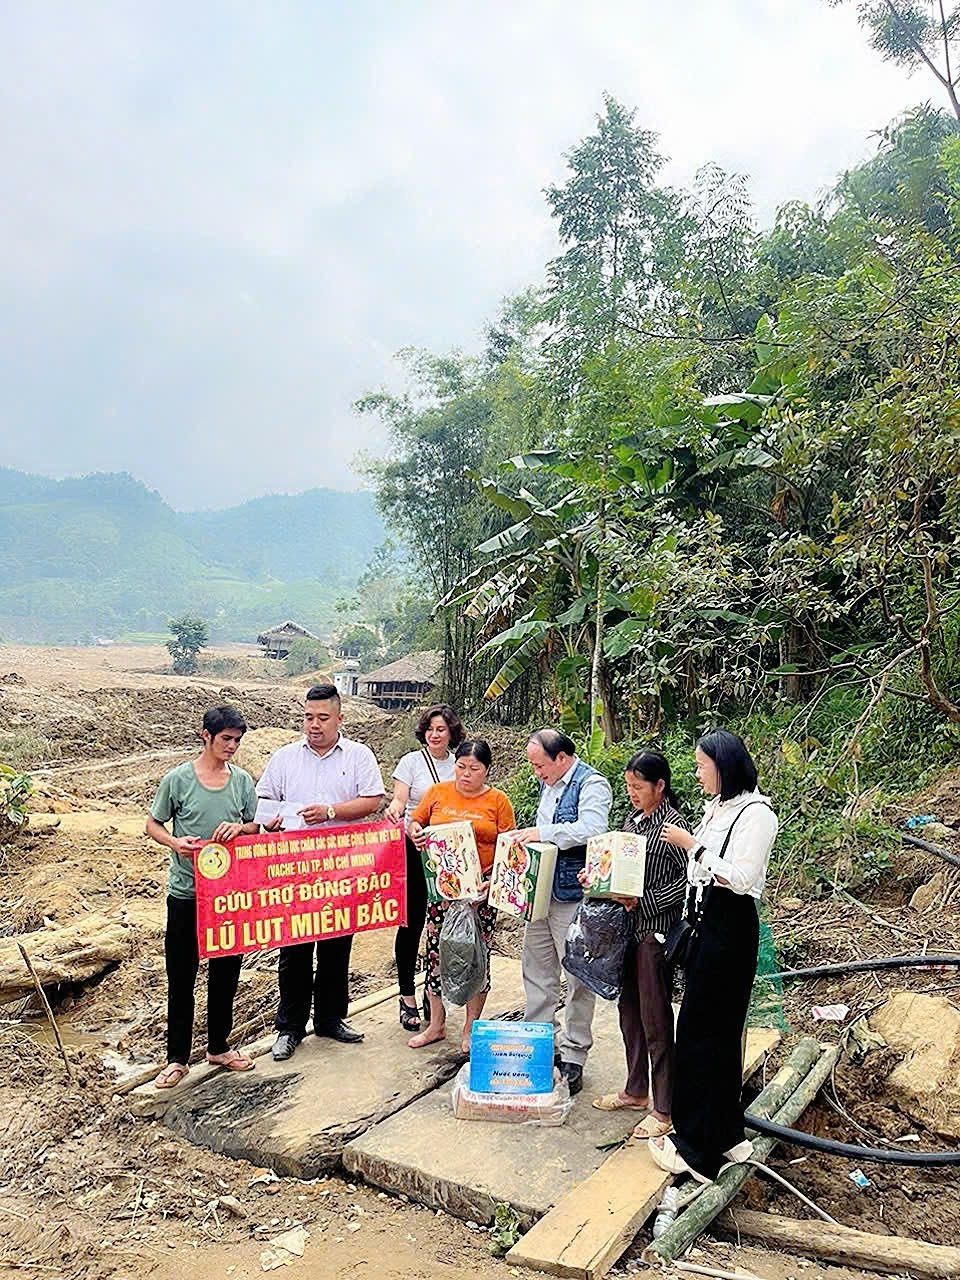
408,1024,446,1049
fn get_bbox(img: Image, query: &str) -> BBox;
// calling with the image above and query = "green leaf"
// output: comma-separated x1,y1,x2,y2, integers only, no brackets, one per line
474,618,551,660
483,632,548,700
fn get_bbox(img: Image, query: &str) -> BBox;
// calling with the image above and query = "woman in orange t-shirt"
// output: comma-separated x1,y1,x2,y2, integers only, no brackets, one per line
408,738,515,1052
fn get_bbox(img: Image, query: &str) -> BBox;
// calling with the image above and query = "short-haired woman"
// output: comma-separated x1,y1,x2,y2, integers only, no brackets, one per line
650,729,778,1182
407,739,515,1052
589,750,689,1139
385,704,465,1033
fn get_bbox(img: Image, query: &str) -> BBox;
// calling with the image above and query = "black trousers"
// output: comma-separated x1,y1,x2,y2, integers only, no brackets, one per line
394,835,428,997
671,887,759,1180
275,934,353,1038
164,895,242,1065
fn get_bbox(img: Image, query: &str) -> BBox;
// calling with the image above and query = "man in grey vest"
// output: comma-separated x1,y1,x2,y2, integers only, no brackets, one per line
506,729,613,1095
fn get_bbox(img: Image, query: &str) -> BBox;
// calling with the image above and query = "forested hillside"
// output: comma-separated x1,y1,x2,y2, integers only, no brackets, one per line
0,468,383,641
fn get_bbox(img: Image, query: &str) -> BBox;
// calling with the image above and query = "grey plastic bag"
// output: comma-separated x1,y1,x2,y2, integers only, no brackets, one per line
440,900,488,1005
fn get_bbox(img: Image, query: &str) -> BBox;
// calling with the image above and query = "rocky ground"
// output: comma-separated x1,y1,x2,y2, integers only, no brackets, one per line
0,643,958,1280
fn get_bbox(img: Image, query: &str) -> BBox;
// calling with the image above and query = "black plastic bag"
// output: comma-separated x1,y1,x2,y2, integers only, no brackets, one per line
561,899,631,1001
440,901,488,1005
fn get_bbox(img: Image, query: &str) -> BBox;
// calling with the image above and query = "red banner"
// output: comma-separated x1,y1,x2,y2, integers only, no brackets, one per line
194,819,406,959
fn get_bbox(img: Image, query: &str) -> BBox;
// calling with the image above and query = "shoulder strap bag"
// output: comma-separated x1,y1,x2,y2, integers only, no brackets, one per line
663,801,768,968
420,748,442,785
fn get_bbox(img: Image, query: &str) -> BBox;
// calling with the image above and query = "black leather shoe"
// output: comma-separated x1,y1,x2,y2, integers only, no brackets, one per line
558,1061,583,1095
314,1019,364,1044
271,1033,299,1061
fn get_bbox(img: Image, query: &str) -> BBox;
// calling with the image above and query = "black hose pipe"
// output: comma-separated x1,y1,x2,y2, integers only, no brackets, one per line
774,954,960,981
743,1111,960,1166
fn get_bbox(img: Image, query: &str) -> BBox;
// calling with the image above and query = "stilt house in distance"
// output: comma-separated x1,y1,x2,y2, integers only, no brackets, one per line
257,620,320,660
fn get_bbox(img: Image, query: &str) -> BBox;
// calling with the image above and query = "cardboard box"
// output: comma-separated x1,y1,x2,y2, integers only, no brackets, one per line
420,820,484,902
583,830,647,898
489,835,557,922
469,1019,554,1094
451,1064,572,1125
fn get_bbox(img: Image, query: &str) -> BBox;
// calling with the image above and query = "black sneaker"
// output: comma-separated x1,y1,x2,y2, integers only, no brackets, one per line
558,1061,583,1095
271,1033,299,1061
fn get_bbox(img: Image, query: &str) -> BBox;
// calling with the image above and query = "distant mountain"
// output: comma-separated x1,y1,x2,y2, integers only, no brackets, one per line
0,467,384,643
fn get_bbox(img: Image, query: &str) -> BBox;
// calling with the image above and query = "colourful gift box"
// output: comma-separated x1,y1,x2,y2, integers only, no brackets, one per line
469,1019,554,1094
489,835,557,922
583,830,647,898
420,820,484,903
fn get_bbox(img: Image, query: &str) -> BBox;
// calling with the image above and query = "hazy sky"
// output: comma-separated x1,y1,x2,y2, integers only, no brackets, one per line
0,2,933,510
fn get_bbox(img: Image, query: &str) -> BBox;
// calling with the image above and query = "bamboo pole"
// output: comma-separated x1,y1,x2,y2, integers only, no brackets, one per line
17,942,74,1083
644,1044,838,1266
715,1210,960,1280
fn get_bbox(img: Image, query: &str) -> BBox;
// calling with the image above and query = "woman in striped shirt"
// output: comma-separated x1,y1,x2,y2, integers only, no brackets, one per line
590,750,689,1139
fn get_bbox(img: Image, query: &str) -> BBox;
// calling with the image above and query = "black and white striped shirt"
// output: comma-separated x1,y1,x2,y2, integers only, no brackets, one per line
623,798,690,939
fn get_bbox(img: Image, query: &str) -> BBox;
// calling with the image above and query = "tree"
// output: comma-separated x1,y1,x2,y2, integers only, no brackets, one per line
166,614,208,675
831,1,960,117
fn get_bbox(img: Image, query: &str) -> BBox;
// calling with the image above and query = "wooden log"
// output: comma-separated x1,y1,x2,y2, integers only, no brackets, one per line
503,1028,784,1280
715,1210,960,1280
643,1044,839,1266
0,916,132,1003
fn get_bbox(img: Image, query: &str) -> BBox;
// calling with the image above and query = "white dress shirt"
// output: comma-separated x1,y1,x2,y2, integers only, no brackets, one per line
255,733,384,830
688,789,778,898
535,757,613,849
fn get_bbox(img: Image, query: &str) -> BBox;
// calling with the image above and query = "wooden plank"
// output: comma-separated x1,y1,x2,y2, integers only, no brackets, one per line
716,1210,960,1280
505,1027,781,1280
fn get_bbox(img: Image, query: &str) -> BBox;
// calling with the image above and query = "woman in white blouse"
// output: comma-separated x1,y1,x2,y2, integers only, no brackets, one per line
649,728,778,1183
385,704,464,1033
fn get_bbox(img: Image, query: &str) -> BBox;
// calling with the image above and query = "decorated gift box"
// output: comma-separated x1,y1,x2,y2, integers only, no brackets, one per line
420,820,485,903
469,1019,554,1094
489,835,557,923
583,830,647,899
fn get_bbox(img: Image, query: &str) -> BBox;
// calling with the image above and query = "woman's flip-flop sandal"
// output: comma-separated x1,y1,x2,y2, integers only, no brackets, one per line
632,1114,673,1139
591,1093,649,1112
648,1135,711,1183
154,1062,190,1089
205,1049,255,1072
398,997,421,1033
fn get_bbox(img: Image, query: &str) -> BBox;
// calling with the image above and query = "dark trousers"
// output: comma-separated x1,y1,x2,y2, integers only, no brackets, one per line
618,933,675,1115
672,888,759,1180
394,835,428,997
275,934,353,1038
165,895,242,1065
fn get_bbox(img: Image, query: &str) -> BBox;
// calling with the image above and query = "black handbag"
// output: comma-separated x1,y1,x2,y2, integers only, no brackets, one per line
663,801,768,967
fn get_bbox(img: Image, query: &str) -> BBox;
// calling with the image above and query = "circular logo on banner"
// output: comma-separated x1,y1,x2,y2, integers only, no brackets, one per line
196,842,231,880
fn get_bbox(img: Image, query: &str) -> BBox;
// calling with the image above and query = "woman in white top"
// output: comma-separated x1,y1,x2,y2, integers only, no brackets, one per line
385,703,464,1033
649,728,778,1183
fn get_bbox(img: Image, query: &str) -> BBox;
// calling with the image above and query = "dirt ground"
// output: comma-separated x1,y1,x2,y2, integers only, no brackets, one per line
1,644,959,1279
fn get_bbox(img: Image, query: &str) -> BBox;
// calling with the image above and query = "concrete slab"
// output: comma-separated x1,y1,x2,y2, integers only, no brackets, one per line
343,1007,778,1230
159,956,526,1179
342,995,639,1227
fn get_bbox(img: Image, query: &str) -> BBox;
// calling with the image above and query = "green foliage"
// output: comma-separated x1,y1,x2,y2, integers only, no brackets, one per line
356,91,960,890
335,623,381,669
282,637,331,677
166,614,208,675
488,1202,523,1257
829,2,960,118
0,763,31,840
0,729,52,769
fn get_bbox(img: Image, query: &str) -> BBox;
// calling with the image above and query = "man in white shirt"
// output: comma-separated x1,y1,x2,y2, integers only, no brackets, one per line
256,684,385,1060
505,729,613,1095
